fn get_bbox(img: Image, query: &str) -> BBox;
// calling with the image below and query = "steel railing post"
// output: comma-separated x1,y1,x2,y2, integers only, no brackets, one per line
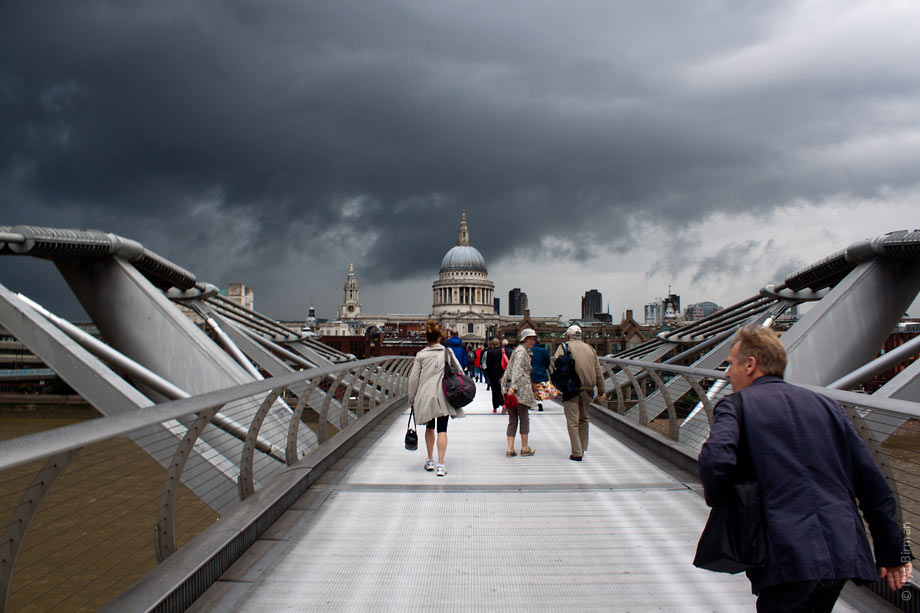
239,388,283,500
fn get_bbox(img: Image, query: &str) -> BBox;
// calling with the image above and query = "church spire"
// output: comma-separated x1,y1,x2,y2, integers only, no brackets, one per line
340,263,360,318
457,210,470,246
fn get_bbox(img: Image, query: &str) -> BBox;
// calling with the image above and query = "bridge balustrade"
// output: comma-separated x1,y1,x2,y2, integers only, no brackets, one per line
599,356,920,593
0,356,412,612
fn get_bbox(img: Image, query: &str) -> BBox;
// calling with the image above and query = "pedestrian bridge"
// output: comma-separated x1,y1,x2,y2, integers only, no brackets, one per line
182,383,892,613
1,225,919,611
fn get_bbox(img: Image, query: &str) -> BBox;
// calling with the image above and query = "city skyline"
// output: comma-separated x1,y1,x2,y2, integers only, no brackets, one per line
2,3,919,321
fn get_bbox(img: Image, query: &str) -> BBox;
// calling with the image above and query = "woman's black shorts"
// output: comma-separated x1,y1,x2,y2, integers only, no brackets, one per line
425,415,449,433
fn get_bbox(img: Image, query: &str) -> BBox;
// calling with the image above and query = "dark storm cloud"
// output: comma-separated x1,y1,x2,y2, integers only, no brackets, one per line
2,1,919,318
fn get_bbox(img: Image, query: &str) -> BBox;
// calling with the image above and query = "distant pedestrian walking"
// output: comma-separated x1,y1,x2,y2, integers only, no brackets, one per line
552,325,604,461
501,329,538,457
699,327,912,610
484,338,505,412
446,329,468,371
407,320,466,477
530,341,552,411
465,344,476,379
474,346,484,382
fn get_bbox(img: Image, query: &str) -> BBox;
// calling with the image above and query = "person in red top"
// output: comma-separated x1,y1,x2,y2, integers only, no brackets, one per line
474,346,483,382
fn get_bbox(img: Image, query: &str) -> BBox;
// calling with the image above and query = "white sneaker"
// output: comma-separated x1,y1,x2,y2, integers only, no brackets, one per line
436,464,447,477
425,459,436,471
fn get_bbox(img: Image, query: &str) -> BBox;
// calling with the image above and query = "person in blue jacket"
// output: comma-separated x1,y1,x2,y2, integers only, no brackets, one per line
445,329,468,371
530,342,551,411
699,326,912,612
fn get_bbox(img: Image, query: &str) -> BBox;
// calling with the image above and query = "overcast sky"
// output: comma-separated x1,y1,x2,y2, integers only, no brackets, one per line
2,1,918,323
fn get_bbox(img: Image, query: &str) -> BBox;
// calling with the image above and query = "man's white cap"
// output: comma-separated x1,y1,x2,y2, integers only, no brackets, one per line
565,325,582,338
519,328,537,340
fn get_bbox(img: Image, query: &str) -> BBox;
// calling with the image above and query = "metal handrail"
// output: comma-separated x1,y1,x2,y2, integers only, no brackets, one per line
601,356,920,422
592,355,920,595
0,356,403,474
0,354,413,611
601,357,726,381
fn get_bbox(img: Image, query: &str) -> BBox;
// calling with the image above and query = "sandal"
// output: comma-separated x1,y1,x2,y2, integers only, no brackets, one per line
521,447,535,456
506,449,517,457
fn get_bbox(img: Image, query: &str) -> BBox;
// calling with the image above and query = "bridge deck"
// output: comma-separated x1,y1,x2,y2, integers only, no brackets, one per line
191,381,888,612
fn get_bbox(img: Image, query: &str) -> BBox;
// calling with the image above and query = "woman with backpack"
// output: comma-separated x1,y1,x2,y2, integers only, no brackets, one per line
501,328,538,457
407,319,465,477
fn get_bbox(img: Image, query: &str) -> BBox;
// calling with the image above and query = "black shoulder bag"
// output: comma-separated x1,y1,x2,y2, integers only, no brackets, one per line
404,408,418,450
693,393,768,573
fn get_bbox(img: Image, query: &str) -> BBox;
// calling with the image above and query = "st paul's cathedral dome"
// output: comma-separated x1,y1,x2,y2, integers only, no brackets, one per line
432,211,495,316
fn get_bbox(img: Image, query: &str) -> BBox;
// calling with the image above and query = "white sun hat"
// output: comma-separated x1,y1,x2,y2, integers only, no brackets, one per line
519,328,537,340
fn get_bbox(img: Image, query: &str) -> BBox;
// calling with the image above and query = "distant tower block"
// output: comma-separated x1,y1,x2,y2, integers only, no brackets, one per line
509,288,528,316
581,289,602,320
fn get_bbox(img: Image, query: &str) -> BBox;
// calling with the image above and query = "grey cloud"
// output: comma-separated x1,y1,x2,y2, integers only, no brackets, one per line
2,1,919,319
686,239,811,292
690,241,766,287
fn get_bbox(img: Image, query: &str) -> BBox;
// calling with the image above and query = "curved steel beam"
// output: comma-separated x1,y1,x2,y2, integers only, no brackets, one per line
395,359,413,393
239,388,283,500
621,366,648,426
285,380,320,465
338,369,361,431
681,374,715,425
156,404,225,562
0,449,80,611
647,369,678,440
356,366,372,416
318,373,347,443
613,373,626,415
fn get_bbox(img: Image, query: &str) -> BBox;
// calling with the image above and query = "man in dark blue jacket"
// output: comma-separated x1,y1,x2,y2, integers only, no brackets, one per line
699,326,911,612
530,342,551,411
445,330,467,370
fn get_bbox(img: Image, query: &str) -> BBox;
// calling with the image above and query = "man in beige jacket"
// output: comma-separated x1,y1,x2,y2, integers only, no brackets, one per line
553,325,605,461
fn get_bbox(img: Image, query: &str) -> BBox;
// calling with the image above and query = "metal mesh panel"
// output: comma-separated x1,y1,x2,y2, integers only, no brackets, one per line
0,356,411,610
0,430,218,610
598,357,920,563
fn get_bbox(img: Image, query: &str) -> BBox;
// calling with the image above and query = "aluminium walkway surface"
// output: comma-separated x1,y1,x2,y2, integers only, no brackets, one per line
191,380,893,612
